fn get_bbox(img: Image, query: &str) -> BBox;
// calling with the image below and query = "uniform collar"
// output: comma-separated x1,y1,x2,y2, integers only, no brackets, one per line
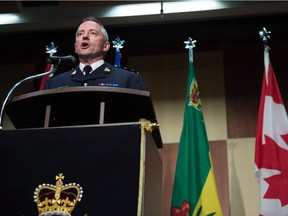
70,62,112,82
79,60,105,74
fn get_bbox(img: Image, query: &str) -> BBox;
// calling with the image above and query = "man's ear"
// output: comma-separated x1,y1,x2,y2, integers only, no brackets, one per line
74,42,78,54
103,41,110,52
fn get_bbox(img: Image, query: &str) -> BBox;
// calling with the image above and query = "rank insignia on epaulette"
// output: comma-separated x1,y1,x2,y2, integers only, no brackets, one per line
123,67,139,74
104,67,110,73
71,69,77,76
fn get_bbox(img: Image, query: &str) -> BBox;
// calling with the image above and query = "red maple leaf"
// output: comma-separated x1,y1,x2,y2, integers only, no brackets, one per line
171,201,190,216
264,173,288,206
260,134,288,206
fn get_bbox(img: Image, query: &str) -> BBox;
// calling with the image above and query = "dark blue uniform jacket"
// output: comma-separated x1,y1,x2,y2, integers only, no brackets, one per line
44,62,146,91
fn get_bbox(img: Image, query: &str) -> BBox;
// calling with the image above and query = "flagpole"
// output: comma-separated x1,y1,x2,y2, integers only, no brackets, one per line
39,42,58,90
259,27,271,86
112,36,125,67
259,27,271,47
45,42,57,71
184,37,196,63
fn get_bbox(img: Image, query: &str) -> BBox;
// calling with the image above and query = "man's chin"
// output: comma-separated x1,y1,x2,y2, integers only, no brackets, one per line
78,53,93,59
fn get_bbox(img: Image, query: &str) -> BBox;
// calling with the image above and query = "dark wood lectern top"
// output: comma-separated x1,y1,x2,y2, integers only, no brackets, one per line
12,86,151,101
6,86,163,147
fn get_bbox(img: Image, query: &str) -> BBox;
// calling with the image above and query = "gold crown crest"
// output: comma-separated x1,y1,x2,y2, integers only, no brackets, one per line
34,173,83,216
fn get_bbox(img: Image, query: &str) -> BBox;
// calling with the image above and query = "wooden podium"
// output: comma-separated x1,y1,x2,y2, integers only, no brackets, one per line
0,87,163,216
5,86,162,148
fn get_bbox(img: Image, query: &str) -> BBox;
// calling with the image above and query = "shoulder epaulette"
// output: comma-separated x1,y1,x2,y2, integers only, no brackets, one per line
121,66,139,74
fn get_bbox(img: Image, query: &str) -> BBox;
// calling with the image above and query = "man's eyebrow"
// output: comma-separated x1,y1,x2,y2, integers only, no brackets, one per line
76,29,99,36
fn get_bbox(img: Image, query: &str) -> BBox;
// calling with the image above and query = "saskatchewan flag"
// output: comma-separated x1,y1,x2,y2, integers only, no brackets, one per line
170,59,223,216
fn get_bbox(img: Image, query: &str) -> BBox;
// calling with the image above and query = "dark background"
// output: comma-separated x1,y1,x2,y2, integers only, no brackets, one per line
1,12,288,105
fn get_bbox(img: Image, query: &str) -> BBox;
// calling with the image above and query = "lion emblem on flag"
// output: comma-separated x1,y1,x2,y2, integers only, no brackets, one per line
188,78,202,112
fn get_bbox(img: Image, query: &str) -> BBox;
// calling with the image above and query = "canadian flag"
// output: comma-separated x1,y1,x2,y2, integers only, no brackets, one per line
255,46,288,215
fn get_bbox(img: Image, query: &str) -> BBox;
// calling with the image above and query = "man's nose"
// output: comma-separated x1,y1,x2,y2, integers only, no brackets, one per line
83,34,89,40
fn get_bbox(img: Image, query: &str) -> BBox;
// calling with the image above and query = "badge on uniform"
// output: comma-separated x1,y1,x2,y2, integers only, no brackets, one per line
104,67,110,73
71,69,77,76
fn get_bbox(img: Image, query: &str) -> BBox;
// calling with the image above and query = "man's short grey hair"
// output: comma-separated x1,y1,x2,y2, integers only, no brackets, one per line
77,16,109,41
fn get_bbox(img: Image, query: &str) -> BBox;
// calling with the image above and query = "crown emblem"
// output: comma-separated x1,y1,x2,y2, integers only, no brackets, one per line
34,173,83,216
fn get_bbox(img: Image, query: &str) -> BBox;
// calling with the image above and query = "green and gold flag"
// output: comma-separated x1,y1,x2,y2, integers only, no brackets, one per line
170,38,223,216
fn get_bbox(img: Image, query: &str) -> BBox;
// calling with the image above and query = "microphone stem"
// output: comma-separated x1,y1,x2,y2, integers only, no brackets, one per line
0,64,58,129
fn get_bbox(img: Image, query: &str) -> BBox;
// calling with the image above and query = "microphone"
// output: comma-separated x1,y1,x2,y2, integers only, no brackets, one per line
46,55,76,66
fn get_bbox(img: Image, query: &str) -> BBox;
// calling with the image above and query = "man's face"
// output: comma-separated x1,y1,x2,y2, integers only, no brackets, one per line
74,21,110,60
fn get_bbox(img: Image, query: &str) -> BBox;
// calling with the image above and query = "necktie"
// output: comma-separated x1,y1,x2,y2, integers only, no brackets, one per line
83,65,92,76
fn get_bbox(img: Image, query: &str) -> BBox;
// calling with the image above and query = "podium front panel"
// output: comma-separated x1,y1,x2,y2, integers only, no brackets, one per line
0,124,146,215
